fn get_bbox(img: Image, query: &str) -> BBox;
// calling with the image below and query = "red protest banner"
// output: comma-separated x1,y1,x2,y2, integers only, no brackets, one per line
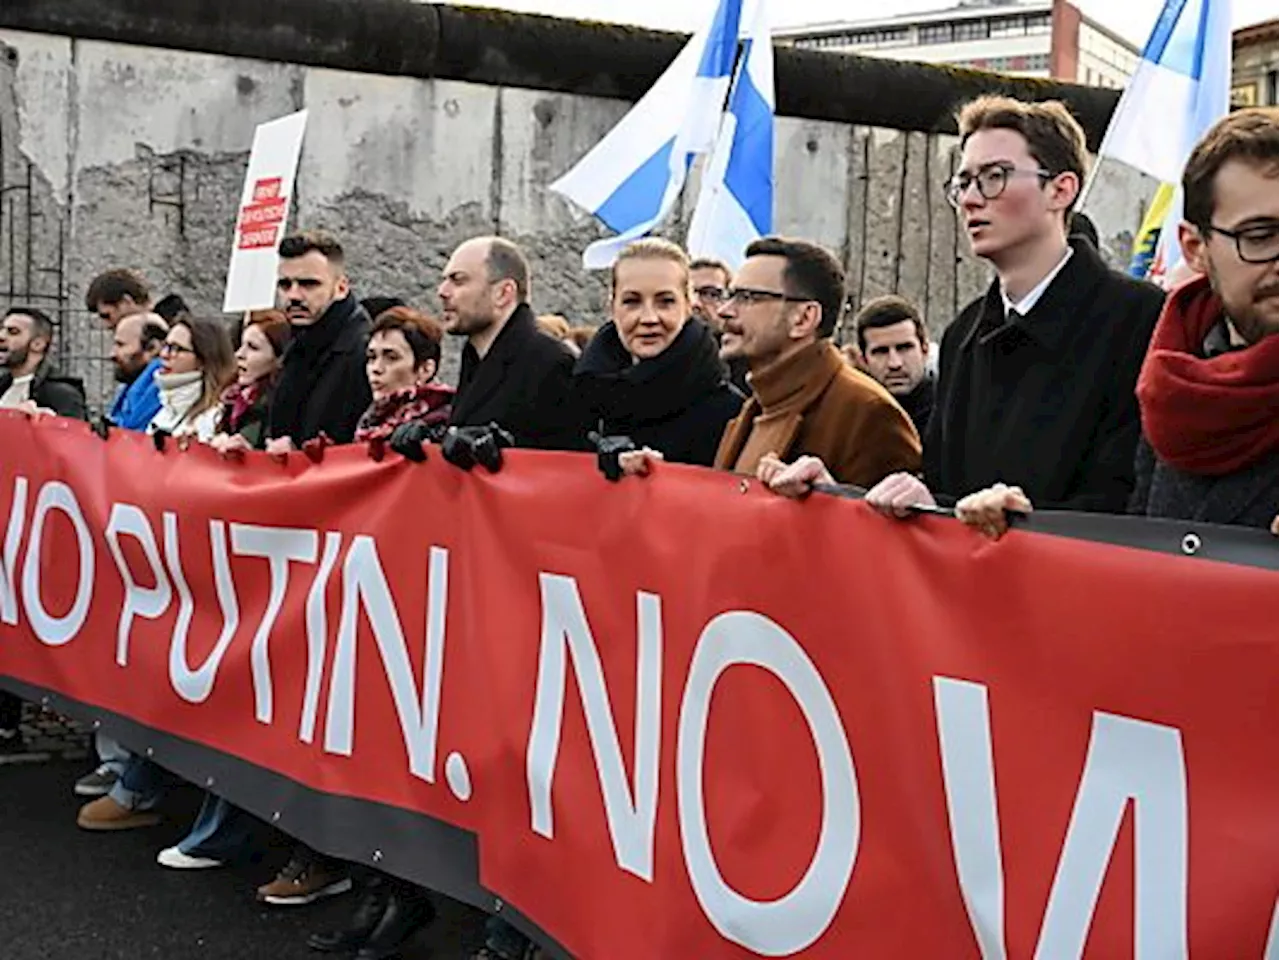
0,413,1275,958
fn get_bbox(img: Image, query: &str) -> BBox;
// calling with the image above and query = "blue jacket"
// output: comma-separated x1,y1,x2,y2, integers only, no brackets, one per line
109,357,163,431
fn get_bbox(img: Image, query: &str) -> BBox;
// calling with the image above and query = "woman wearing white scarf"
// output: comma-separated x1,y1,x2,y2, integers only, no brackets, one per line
146,316,234,441
77,313,236,836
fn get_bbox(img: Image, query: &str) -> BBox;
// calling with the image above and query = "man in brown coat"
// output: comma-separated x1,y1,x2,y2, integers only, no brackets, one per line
712,236,920,487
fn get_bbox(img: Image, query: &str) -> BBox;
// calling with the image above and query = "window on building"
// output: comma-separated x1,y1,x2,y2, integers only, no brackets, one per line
919,23,953,44
954,20,990,41
990,17,1023,37
1268,69,1278,106
1026,13,1052,33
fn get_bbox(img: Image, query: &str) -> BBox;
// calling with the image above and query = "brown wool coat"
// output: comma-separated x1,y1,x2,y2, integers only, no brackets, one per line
714,339,922,487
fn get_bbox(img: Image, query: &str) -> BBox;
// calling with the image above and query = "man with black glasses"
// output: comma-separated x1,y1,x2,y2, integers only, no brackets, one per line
711,236,920,487
759,96,1163,515
959,108,1279,536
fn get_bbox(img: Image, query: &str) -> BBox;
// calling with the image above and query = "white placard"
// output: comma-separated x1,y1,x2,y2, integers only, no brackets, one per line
222,110,309,313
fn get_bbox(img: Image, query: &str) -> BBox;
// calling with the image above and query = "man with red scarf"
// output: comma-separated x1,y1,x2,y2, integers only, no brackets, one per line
1129,107,1278,529
953,108,1277,534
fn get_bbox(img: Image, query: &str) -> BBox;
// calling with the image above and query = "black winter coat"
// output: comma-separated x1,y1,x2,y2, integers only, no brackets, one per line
0,359,87,420
925,239,1164,510
573,318,744,467
267,294,372,445
1129,437,1277,529
451,304,581,450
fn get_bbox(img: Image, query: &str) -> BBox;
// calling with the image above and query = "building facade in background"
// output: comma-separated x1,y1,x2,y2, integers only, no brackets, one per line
1231,19,1278,107
775,0,1139,87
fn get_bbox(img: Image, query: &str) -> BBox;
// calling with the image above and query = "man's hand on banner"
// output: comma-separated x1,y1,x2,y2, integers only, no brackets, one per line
301,433,332,464
441,424,513,473
210,433,252,461
388,422,432,463
264,436,295,462
866,472,937,518
758,453,834,499
955,482,1033,540
588,431,639,481
616,447,664,478
13,400,57,420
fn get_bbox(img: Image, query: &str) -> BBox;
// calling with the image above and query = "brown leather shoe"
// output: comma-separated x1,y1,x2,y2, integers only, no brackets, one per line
76,795,162,831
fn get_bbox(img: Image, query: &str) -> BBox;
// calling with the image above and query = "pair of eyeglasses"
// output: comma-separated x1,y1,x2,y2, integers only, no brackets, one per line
160,342,195,356
1207,222,1279,264
944,162,1054,208
707,287,815,308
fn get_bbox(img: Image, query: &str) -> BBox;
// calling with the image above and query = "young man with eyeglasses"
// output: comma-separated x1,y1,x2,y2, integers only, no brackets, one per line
711,236,920,487
761,96,1163,511
960,108,1280,536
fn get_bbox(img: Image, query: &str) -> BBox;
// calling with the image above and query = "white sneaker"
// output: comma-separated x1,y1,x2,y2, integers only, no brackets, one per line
156,846,224,870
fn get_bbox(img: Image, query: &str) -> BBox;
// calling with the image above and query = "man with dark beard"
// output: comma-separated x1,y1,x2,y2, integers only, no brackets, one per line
0,307,85,759
108,312,168,430
263,230,373,454
255,230,372,913
1128,108,1278,529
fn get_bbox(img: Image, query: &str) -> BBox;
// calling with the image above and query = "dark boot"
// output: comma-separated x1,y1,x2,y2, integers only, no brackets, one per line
355,881,436,960
307,877,390,953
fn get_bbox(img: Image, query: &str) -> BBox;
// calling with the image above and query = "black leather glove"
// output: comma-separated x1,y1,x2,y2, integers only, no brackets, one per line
91,416,112,441
388,422,432,463
152,429,170,452
588,430,637,482
441,423,515,473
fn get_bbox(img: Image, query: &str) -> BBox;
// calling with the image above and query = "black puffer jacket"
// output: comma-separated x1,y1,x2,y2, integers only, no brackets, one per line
573,318,744,467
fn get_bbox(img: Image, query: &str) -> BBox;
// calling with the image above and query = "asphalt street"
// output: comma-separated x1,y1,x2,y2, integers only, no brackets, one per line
0,755,490,960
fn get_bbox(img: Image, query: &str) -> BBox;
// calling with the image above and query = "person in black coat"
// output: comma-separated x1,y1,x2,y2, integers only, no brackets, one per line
392,236,581,463
858,97,1164,534
927,235,1162,511
0,307,87,420
255,232,375,928
0,307,85,757
953,107,1278,538
573,238,744,466
264,231,373,451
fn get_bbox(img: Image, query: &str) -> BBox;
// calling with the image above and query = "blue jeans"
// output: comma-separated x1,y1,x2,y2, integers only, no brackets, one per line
178,794,256,861
95,732,130,776
108,756,175,810
485,916,532,959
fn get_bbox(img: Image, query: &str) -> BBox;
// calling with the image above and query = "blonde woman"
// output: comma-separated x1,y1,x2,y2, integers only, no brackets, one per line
571,237,744,467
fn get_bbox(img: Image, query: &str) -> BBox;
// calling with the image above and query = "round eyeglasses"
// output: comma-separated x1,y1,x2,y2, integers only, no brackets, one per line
944,162,1053,208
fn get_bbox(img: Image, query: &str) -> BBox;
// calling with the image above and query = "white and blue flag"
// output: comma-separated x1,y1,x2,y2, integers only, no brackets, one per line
687,0,775,269
1099,0,1232,183
1089,0,1231,280
548,0,743,269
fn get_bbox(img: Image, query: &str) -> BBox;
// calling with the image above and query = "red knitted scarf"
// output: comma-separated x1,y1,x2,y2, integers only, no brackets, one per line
1136,275,1278,476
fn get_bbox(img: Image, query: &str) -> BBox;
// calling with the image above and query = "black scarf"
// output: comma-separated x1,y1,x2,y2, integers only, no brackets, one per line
574,318,730,432
267,293,362,441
